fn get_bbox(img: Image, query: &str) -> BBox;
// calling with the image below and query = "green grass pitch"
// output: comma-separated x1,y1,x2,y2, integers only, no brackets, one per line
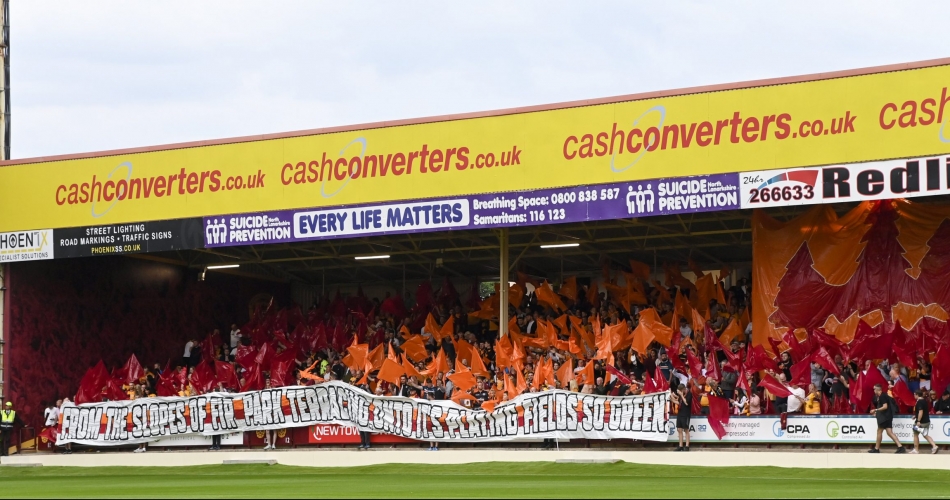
2,461,949,498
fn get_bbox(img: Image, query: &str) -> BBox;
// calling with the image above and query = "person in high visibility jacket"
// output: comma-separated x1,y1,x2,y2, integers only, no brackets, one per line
1,401,23,457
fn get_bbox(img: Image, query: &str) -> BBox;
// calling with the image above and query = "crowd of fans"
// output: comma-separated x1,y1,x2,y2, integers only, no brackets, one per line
42,263,950,451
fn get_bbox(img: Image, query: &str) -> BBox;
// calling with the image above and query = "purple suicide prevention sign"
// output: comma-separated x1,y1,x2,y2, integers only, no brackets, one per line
203,173,739,248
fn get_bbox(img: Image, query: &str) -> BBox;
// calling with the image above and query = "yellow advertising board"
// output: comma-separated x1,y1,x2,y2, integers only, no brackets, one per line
2,61,950,232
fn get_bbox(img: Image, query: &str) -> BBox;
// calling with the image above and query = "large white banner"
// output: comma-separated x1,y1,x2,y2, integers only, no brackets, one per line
56,381,670,446
677,415,950,444
739,154,950,210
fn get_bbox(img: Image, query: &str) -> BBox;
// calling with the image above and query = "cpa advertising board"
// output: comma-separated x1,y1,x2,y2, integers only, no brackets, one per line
2,62,950,233
678,415,950,444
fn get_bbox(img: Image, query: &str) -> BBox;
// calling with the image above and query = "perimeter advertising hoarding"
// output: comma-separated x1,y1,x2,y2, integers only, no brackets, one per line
204,173,739,247
677,415,950,444
739,154,950,209
2,63,950,233
54,218,204,258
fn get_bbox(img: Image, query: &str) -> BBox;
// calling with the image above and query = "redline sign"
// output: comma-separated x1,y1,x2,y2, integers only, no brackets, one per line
740,155,950,209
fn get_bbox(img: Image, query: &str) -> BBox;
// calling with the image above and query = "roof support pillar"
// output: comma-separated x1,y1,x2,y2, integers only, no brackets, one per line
498,228,508,339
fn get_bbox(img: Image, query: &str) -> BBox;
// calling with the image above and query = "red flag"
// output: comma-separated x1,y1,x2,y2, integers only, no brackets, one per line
932,346,950,397
707,395,730,440
759,373,793,398
241,363,265,392
189,361,217,395
892,379,916,408
214,360,240,390
653,366,670,392
115,354,145,386
686,349,704,380
75,360,110,405
643,370,658,393
605,365,632,385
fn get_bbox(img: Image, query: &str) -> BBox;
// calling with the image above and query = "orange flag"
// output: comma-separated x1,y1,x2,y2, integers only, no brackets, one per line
536,280,567,312
629,260,652,282
531,363,543,391
377,358,405,385
674,288,692,320
716,281,726,306
586,283,600,307
448,362,477,393
639,308,673,347
469,349,490,378
345,341,369,369
653,280,672,304
691,307,707,336
719,317,743,346
559,276,578,302
401,335,429,363
541,358,556,388
504,373,516,399
423,349,450,380
517,271,539,287
456,339,475,366
556,357,574,389
579,360,596,385
719,264,731,282
426,314,455,343
605,320,630,350
401,354,423,381
399,325,412,339
739,306,751,331
495,338,512,370
452,391,478,407
367,344,385,371
515,368,528,396
509,282,525,309
631,320,656,357
553,314,569,334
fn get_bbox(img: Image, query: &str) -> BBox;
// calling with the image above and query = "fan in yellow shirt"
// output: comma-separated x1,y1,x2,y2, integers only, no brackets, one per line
804,384,821,415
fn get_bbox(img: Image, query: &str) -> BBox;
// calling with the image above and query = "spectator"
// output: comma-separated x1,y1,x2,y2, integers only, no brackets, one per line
748,388,763,415
869,383,905,454
183,339,196,367
263,379,278,450
804,384,821,415
671,385,692,452
911,389,938,455
720,364,738,400
934,391,950,415
786,383,806,414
